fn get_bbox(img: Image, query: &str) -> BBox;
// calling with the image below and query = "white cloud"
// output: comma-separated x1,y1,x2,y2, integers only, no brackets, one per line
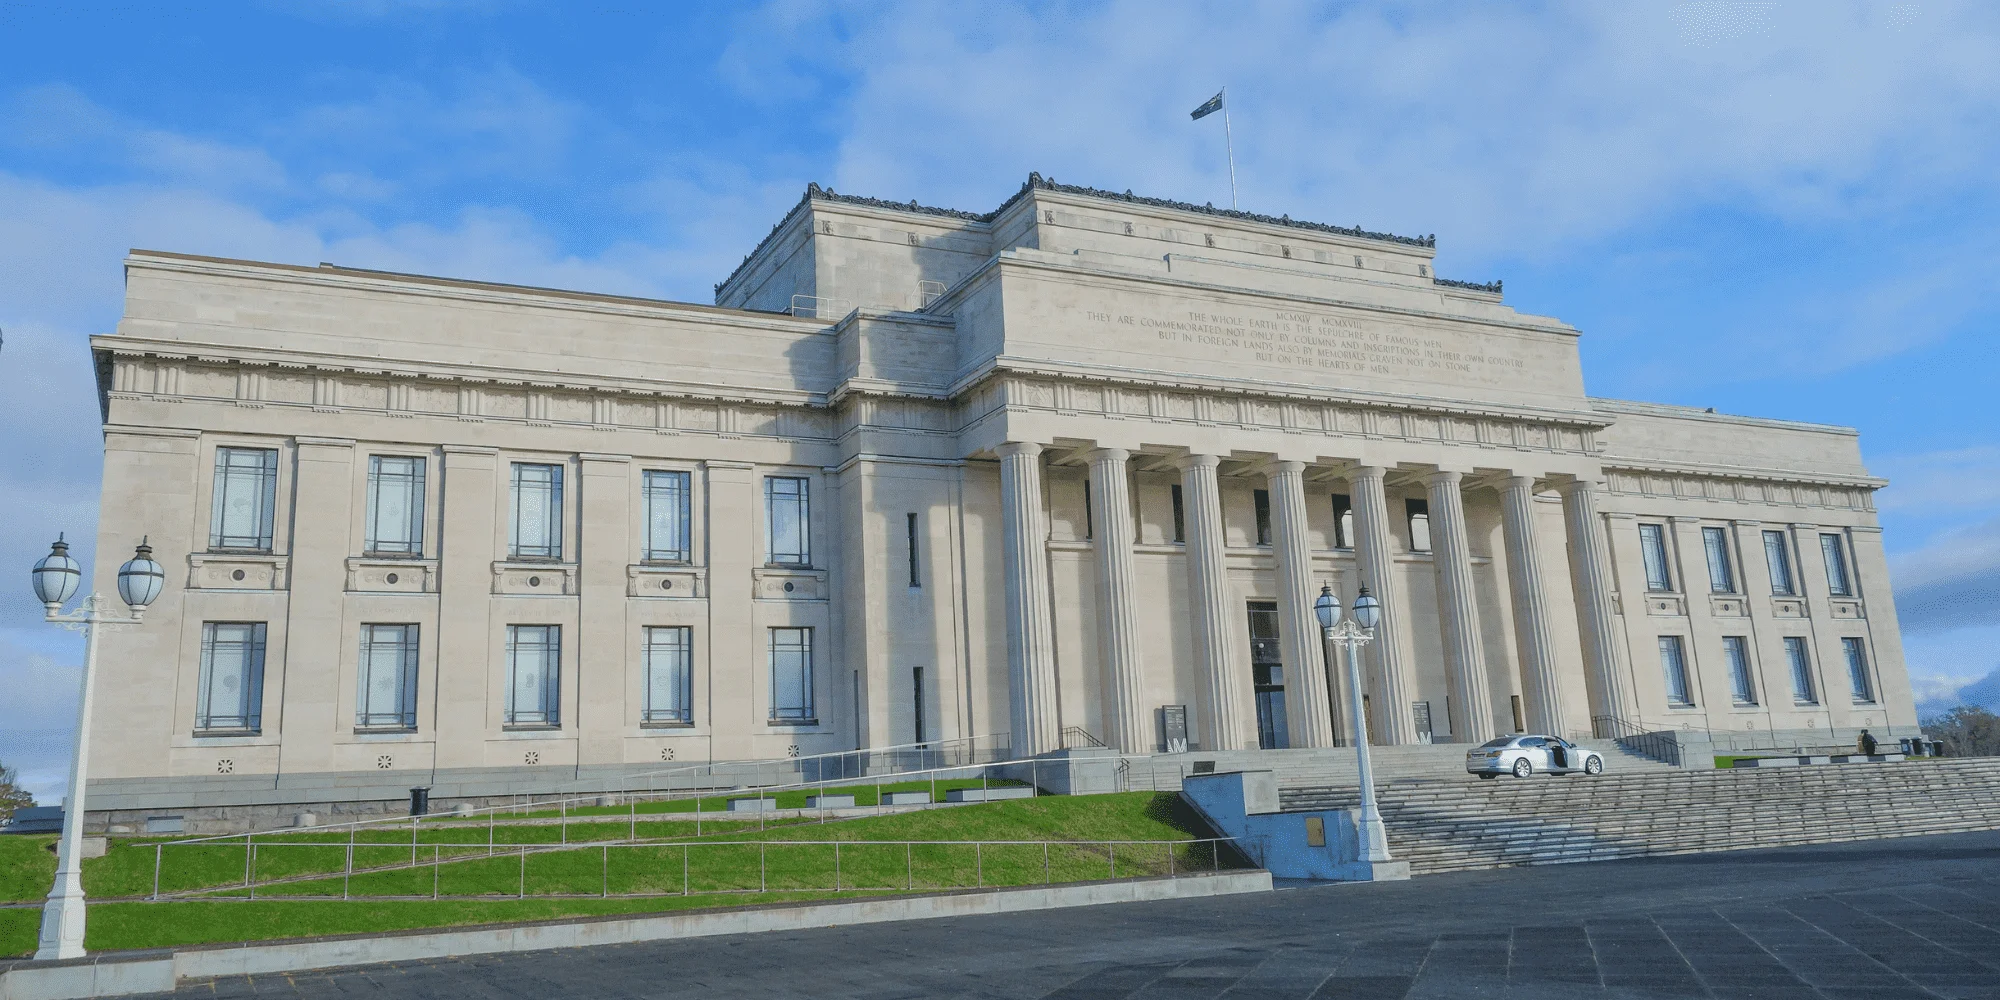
1889,516,2000,632
1874,446,2000,514
0,630,82,804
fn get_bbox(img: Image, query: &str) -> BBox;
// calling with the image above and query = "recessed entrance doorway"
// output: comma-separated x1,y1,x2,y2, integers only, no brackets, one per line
1247,601,1289,749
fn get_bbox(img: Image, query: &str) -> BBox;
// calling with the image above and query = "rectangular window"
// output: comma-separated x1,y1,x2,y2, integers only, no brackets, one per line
765,476,811,566
1702,526,1735,594
1784,636,1816,704
770,627,815,723
1170,484,1186,543
642,470,692,563
642,626,693,725
356,624,419,730
1406,498,1432,553
196,622,266,733
1083,479,1093,540
1253,489,1272,545
1639,523,1673,592
509,463,564,560
1331,494,1353,549
1659,635,1693,707
907,513,921,587
912,666,926,744
1843,637,1874,703
504,625,561,727
1822,534,1853,597
1723,635,1756,705
1765,530,1795,595
364,456,426,556
210,447,279,550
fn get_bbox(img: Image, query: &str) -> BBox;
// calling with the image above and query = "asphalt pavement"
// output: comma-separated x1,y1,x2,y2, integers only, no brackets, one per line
152,829,2000,999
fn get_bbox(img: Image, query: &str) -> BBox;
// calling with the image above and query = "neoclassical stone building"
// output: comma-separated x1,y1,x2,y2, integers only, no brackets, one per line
83,175,1916,821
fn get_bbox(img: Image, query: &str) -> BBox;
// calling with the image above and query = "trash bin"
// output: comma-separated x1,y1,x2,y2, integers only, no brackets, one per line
1899,737,1916,755
1930,740,1946,757
409,787,431,817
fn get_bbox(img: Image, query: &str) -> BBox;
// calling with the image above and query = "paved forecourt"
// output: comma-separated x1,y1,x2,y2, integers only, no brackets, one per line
139,829,2000,999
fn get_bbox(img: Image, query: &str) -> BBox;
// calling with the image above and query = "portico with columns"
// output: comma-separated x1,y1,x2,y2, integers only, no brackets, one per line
78,176,1916,827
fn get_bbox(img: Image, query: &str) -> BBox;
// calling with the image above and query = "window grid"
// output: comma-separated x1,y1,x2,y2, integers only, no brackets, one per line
1639,523,1673,592
1785,636,1816,704
1765,531,1796,596
509,464,564,561
769,627,815,723
356,624,419,730
1702,526,1736,594
1659,635,1694,708
210,447,279,550
365,456,426,556
1843,637,1875,704
642,626,693,725
642,470,692,563
504,625,561,727
765,476,811,566
1723,635,1756,705
1822,534,1854,597
196,622,266,733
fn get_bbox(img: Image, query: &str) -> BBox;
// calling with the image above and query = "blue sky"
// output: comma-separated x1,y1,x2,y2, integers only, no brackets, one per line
3,1,1998,800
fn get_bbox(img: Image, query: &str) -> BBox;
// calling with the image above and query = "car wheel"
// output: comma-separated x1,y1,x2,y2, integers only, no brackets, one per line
1511,757,1533,778
1584,756,1604,776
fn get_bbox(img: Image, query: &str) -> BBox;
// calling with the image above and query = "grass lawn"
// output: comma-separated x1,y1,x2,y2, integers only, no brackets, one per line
1,792,1235,957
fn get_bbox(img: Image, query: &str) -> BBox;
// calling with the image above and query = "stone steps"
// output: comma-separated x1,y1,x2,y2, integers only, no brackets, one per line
1275,758,2000,875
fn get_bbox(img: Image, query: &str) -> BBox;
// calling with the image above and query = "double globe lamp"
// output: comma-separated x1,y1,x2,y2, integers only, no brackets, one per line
27,535,165,960
1312,582,1394,864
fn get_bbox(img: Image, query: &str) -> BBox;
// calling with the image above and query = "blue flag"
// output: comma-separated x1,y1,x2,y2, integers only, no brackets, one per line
1190,91,1224,120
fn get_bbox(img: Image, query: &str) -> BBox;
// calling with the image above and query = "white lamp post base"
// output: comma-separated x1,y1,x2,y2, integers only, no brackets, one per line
35,877,87,961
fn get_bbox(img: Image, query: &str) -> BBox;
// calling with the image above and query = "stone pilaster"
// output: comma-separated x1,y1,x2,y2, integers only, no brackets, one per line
1088,448,1149,752
434,445,497,770
997,442,1060,756
1348,465,1419,745
274,437,355,774
1501,475,1567,733
1266,461,1334,747
1178,454,1253,751
1426,470,1494,744
1560,479,1633,727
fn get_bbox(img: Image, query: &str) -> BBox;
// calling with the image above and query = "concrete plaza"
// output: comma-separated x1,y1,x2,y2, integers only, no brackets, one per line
141,829,2000,999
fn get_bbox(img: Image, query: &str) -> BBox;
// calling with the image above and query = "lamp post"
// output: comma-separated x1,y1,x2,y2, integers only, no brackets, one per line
29,535,163,961
1314,582,1392,863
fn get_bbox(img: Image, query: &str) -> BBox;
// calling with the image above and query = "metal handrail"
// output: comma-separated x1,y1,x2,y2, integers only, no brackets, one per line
1590,715,1683,767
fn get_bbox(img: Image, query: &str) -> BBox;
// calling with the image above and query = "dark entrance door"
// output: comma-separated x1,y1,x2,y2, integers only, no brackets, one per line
1247,602,1289,749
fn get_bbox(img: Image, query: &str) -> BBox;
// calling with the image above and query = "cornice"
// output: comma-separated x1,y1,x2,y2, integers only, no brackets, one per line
1600,459,1885,492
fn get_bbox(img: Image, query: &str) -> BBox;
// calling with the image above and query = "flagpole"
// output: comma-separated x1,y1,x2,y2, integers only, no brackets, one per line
1221,86,1238,211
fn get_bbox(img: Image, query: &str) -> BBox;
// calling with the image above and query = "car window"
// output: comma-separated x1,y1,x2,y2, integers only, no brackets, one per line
1478,738,1515,749
1521,737,1546,747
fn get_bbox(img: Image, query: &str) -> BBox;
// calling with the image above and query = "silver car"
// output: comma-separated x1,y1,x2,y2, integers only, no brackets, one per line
1465,734,1604,778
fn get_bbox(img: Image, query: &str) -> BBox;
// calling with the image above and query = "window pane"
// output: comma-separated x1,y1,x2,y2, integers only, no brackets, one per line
1843,637,1874,703
197,622,265,731
1765,531,1794,595
1639,524,1672,591
211,448,278,550
1822,534,1852,597
1170,484,1185,544
644,470,691,562
770,627,814,721
643,626,693,724
366,456,425,555
1252,490,1271,545
505,625,560,726
511,464,563,560
1331,495,1353,550
1659,635,1693,707
1406,498,1431,553
357,624,419,729
766,477,810,565
1702,527,1735,594
1785,636,1815,703
1723,636,1756,705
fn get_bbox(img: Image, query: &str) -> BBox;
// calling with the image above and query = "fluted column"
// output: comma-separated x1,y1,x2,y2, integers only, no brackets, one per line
1349,465,1419,745
996,442,1060,756
1501,475,1567,733
1426,471,1495,744
1266,461,1334,747
1561,479,1633,727
1178,454,1253,751
1088,448,1149,752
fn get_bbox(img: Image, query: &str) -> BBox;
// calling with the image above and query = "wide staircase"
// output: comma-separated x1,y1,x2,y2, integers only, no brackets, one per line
1279,757,2000,875
1125,738,1676,793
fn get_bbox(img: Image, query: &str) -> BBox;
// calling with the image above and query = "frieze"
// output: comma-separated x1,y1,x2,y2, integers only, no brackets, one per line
1601,468,1875,511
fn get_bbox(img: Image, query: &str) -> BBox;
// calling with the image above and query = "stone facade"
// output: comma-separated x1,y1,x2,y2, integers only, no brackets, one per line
81,175,1916,826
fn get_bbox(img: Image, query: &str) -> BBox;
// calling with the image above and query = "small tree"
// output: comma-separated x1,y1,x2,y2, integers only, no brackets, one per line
1923,705,2000,758
0,760,33,824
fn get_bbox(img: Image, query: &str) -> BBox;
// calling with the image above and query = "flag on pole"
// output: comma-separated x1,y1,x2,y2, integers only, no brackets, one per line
1190,91,1224,120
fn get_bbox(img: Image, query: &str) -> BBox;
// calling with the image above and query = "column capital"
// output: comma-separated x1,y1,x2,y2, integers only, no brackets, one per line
1173,452,1222,472
1556,475,1606,493
1424,469,1465,488
1501,474,1538,492
1086,447,1131,465
1347,464,1388,482
1259,459,1307,479
994,441,1044,460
